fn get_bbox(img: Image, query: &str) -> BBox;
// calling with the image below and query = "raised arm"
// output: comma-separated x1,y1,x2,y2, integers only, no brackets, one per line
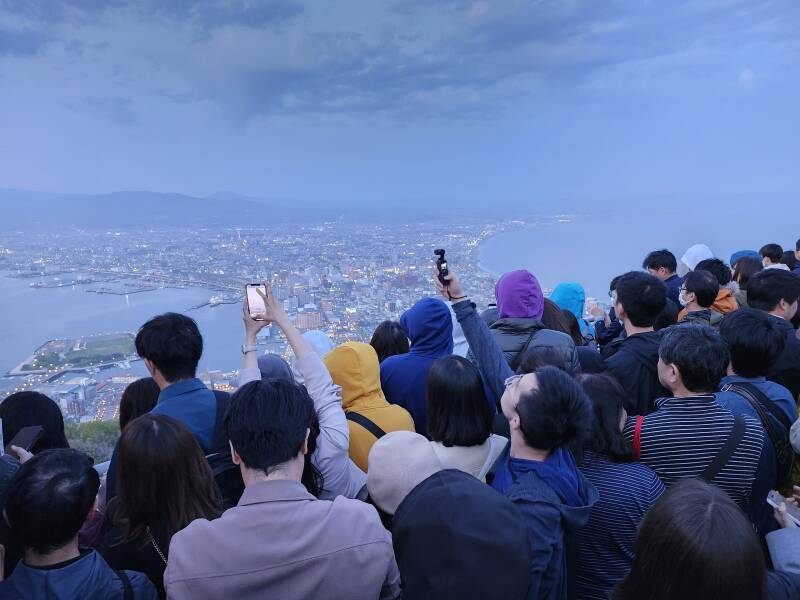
433,269,514,403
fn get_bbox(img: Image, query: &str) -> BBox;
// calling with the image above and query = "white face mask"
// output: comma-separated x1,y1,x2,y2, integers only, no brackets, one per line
679,292,690,308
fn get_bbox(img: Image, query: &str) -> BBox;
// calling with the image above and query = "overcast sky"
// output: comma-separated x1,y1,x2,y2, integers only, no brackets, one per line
1,0,799,208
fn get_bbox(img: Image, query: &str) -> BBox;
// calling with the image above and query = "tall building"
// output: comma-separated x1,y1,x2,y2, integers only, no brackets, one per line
296,310,323,330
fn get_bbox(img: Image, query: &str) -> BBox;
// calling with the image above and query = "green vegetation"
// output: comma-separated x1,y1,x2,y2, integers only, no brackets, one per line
24,333,136,371
66,420,120,464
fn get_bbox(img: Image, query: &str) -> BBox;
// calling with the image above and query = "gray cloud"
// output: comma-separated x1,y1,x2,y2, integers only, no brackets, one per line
0,28,49,56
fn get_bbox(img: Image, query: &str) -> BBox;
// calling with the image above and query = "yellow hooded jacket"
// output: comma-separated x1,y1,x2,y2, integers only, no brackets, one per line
324,342,415,472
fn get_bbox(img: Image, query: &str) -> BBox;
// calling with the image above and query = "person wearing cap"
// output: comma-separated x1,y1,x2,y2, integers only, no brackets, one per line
368,431,532,600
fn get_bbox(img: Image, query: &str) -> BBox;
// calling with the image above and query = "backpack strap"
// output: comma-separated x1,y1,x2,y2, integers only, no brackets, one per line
726,382,792,431
511,328,540,371
116,570,133,600
346,412,387,440
700,414,746,482
633,415,644,461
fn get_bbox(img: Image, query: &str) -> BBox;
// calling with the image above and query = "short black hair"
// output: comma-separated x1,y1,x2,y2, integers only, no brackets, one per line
369,320,409,363
719,309,786,378
225,379,315,474
0,392,69,454
516,366,593,451
658,324,730,393
760,243,784,262
426,356,492,447
747,269,800,312
683,270,719,308
576,374,633,463
5,449,99,554
695,258,731,286
781,250,798,271
135,312,203,382
642,249,677,273
796,238,800,252
615,271,667,327
613,479,766,600
609,275,623,292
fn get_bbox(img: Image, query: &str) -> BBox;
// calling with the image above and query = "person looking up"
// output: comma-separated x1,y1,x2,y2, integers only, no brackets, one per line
240,285,366,500
732,256,763,308
432,267,597,600
0,449,157,599
623,324,767,526
747,269,800,400
761,243,790,270
323,342,415,472
100,415,221,598
613,478,800,600
165,378,400,600
369,320,409,364
694,258,738,324
425,355,507,481
380,297,453,436
574,374,665,600
677,270,719,326
642,249,682,305
602,271,668,415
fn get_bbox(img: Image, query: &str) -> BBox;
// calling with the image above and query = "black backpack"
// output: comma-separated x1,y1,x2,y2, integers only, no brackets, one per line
720,382,794,487
206,391,245,510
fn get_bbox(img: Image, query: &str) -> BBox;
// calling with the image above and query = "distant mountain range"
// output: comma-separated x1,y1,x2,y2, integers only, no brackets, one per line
0,188,316,230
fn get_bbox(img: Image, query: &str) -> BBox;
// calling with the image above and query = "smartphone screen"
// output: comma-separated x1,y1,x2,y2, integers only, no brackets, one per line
246,284,267,321
6,425,44,454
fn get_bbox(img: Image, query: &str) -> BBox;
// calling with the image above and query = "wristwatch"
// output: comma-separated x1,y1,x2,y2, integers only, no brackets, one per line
241,343,258,355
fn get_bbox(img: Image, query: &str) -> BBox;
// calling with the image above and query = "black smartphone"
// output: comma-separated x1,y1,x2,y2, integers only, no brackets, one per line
434,249,449,286
245,283,268,321
5,425,44,454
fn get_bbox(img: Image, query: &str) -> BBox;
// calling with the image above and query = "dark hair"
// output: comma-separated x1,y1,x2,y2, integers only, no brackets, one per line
796,238,800,252
781,250,798,271
119,377,160,430
653,299,679,331
732,256,762,290
226,379,316,474
658,324,729,393
695,258,731,286
516,366,593,451
540,298,571,334
683,270,719,308
5,449,99,554
0,392,69,454
369,320,409,363
609,275,623,292
719,309,786,378
426,356,492,447
760,243,784,263
575,374,632,463
615,272,666,328
116,414,220,545
517,345,571,374
747,269,800,312
561,309,586,346
642,249,677,274
613,479,767,600
135,312,203,382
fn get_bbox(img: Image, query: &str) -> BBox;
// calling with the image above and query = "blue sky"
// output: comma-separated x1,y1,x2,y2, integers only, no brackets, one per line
1,0,799,210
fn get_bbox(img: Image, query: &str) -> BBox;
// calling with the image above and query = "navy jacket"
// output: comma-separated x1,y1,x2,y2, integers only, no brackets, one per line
603,331,668,416
766,315,800,401
0,550,157,599
663,274,683,306
380,298,453,436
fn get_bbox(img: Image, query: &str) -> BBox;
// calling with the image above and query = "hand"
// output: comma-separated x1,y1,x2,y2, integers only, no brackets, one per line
774,502,798,529
8,445,33,463
255,282,289,327
242,296,269,343
589,303,604,318
432,268,467,302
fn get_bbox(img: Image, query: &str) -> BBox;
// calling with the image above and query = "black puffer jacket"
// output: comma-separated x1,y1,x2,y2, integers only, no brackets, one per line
603,331,669,415
488,317,581,374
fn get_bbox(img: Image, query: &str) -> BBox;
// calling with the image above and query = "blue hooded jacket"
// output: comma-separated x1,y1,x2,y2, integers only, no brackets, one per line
550,283,593,340
380,297,453,436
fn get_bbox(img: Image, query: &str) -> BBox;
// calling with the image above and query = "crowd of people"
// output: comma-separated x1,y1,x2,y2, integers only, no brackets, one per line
0,238,799,599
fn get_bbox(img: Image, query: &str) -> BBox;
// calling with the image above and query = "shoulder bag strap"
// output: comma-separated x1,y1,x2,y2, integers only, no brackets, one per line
511,329,539,371
633,415,644,461
700,414,746,482
115,569,134,600
346,412,387,440
730,382,792,431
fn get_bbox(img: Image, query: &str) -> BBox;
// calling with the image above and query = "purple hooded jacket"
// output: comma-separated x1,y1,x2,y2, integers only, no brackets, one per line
495,270,544,320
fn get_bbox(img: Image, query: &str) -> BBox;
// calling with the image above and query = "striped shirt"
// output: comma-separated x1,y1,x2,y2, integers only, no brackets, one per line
623,395,766,509
575,452,665,600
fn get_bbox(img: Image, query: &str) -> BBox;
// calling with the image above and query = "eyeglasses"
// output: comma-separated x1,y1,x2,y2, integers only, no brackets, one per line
504,374,523,390
679,286,687,293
